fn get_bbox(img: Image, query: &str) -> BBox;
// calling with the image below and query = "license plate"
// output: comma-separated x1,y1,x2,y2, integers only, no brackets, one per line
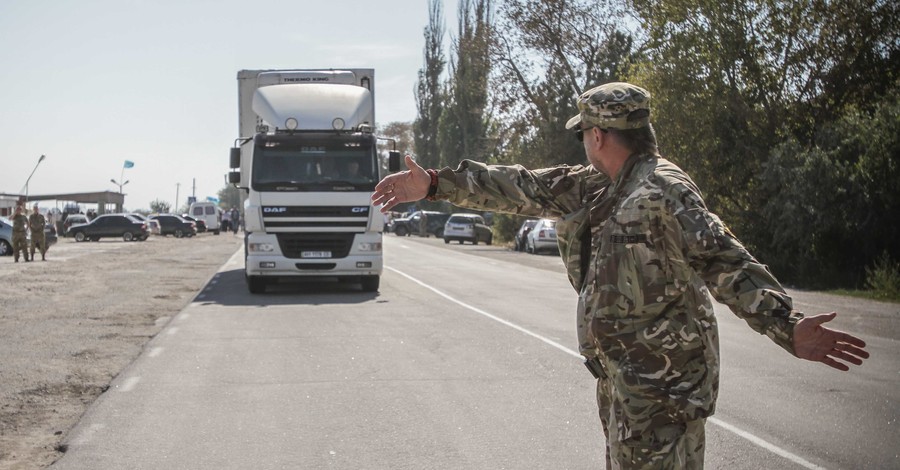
301,251,332,258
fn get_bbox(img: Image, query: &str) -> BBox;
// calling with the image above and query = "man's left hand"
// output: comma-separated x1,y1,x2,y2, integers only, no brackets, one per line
794,312,869,371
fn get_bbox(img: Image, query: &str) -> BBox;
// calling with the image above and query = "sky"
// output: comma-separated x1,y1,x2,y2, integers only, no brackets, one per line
0,0,453,212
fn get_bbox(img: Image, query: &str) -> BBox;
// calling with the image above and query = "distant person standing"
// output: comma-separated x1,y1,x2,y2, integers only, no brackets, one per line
229,207,240,234
221,208,232,233
11,205,29,262
28,204,48,261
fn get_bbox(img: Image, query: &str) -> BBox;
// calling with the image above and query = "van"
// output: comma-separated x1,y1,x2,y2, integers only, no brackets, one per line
188,202,222,235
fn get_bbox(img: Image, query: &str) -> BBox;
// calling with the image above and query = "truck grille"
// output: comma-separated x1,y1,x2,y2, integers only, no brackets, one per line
262,205,370,231
276,233,355,259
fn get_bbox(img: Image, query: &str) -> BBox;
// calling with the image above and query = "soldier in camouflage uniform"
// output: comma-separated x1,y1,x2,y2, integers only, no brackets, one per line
371,82,870,469
11,205,30,262
29,204,48,261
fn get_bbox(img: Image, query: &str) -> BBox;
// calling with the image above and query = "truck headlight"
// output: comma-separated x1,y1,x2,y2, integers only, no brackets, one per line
357,242,382,252
248,243,276,253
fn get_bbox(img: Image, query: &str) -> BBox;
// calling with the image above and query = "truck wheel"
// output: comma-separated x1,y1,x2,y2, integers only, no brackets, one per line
247,275,267,294
444,238,450,244
395,226,407,237
361,275,379,292
472,238,478,245
123,232,134,242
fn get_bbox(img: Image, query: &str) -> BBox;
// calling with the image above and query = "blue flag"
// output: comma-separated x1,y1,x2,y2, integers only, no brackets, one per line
123,160,135,169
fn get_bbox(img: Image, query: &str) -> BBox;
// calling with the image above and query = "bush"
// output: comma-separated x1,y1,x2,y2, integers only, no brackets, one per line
865,252,900,301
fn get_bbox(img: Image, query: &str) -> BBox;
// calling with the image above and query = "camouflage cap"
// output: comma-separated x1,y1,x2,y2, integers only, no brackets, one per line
565,82,651,130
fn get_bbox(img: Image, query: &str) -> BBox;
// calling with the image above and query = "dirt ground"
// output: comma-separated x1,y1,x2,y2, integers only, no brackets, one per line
0,233,242,470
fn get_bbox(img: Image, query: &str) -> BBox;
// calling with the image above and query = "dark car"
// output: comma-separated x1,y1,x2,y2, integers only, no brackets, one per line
181,214,207,233
150,214,197,238
514,219,538,252
391,211,451,237
66,214,149,242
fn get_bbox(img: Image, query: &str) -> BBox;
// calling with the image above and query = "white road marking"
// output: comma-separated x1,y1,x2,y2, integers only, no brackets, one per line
117,376,140,392
387,266,828,470
148,347,164,358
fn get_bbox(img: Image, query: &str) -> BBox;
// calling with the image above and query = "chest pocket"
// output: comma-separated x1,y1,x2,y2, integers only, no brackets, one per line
594,206,673,324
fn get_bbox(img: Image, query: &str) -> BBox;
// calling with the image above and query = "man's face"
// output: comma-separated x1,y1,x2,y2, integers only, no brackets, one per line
578,125,605,172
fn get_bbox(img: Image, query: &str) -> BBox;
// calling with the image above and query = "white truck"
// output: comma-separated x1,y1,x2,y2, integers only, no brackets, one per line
228,69,399,293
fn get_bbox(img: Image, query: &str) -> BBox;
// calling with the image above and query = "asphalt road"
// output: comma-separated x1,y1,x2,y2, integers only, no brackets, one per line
52,235,899,469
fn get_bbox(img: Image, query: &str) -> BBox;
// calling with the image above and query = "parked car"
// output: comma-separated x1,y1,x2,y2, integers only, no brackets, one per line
146,219,162,235
181,214,207,233
149,214,197,238
525,218,558,254
66,214,149,242
514,219,539,252
0,216,59,255
443,213,493,245
61,213,90,237
391,211,451,237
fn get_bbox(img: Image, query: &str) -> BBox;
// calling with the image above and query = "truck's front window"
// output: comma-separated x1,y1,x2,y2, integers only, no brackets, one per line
251,138,378,191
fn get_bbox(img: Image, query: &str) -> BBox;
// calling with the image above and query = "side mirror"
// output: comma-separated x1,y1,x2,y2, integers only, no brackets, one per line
228,171,241,185
388,151,401,172
229,148,241,169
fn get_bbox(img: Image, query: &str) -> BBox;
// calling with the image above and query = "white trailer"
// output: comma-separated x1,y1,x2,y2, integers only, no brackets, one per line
228,69,398,293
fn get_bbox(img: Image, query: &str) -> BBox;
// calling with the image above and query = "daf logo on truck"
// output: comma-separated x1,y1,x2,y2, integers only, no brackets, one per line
263,207,288,214
351,207,369,214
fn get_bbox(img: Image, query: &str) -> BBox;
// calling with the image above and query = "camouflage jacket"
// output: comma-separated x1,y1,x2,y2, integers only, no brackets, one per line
12,214,28,234
434,160,611,357
29,213,46,232
433,154,803,426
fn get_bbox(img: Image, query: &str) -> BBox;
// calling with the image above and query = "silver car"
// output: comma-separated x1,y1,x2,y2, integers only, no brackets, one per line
525,218,558,254
443,213,493,245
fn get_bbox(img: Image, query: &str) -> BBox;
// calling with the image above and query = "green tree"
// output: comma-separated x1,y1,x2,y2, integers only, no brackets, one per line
438,0,494,168
217,184,242,210
627,0,899,237
759,84,900,286
490,0,637,168
414,0,446,169
149,199,171,214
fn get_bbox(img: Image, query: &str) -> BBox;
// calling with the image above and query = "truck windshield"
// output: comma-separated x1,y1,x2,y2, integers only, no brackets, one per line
251,140,378,192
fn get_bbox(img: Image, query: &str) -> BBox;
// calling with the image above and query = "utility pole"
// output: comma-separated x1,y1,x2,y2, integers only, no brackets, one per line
175,183,180,213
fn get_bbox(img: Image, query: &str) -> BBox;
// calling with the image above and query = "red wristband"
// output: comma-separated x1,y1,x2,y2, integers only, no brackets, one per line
425,169,439,200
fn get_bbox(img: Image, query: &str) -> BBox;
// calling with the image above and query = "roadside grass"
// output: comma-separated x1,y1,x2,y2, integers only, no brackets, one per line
827,288,900,304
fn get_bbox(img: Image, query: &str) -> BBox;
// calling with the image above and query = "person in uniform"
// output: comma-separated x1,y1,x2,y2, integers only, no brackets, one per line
11,205,30,262
29,204,48,261
418,210,428,237
371,82,869,469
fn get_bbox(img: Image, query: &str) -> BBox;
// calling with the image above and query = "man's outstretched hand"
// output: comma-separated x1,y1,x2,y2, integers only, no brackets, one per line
372,155,431,212
794,312,869,371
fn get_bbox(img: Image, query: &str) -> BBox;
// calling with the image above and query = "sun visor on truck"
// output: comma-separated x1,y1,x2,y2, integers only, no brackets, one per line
252,84,374,132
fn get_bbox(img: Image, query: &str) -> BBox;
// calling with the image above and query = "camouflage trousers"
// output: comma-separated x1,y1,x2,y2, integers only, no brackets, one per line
12,232,28,260
30,233,47,257
597,378,706,469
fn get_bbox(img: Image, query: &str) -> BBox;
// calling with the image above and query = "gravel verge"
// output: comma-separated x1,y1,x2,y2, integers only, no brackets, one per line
0,233,242,469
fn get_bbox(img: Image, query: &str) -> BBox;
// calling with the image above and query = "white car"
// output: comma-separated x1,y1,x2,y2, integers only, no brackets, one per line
525,218,558,254
443,213,493,245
